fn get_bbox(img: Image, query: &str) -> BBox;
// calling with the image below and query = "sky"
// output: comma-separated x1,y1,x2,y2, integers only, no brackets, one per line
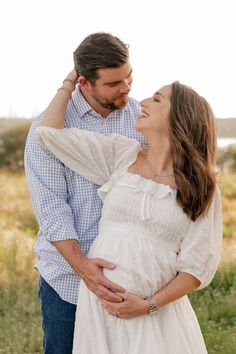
1,0,236,119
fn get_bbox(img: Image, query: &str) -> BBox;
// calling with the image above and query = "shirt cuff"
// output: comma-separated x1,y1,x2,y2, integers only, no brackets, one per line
44,220,79,243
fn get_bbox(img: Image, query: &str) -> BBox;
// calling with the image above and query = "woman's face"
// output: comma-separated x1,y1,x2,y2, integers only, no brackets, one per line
135,85,171,136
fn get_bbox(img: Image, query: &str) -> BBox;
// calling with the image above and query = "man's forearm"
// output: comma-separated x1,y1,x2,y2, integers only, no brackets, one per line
53,238,126,302
52,239,86,274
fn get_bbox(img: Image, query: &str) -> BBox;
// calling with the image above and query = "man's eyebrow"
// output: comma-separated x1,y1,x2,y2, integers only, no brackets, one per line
104,69,133,85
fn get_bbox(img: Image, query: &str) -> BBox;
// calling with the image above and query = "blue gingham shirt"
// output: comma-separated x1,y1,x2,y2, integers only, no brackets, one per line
24,87,147,304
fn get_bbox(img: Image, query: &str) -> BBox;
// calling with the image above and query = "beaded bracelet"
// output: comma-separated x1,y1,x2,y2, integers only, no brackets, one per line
57,87,72,97
63,78,76,85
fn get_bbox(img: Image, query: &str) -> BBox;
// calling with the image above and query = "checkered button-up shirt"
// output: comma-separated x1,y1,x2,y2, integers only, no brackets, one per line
24,87,147,304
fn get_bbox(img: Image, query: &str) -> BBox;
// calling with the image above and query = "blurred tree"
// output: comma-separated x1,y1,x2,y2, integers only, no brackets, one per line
217,145,236,173
0,122,31,171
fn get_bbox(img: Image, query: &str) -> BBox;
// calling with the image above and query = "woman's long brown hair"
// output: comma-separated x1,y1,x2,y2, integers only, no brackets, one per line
170,82,217,221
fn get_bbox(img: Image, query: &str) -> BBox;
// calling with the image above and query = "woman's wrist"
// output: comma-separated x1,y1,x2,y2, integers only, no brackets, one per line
65,68,78,85
63,78,77,86
57,78,76,98
57,87,72,98
142,298,152,315
57,69,78,98
141,295,161,316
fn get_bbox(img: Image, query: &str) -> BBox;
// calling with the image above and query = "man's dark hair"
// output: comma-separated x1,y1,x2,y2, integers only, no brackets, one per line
73,32,129,83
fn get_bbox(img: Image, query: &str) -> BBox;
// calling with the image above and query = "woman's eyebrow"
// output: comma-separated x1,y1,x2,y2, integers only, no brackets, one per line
154,91,164,97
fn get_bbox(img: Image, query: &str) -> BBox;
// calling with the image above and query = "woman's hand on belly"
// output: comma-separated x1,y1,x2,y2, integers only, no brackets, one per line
101,292,150,319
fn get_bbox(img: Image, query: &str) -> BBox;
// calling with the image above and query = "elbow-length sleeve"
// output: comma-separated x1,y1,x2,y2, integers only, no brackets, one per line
36,126,140,185
176,187,222,289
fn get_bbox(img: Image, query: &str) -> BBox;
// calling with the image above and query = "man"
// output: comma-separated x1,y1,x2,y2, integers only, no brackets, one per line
24,32,146,354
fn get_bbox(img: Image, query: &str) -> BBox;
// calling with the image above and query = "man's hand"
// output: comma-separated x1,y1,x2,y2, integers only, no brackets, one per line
77,257,125,302
52,239,125,302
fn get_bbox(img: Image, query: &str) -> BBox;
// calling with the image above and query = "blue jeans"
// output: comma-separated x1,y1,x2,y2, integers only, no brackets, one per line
38,276,77,354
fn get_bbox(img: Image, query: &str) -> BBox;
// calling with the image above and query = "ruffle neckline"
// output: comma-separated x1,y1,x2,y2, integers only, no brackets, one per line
124,171,177,195
98,171,176,199
97,171,177,221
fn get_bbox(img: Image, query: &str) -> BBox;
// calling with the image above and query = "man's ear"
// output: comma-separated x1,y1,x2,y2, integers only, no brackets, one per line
78,76,93,92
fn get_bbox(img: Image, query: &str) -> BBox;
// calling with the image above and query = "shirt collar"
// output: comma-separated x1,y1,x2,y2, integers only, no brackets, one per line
71,86,94,117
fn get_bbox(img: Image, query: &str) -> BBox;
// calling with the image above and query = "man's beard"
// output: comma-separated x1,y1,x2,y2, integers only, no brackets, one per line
91,93,128,110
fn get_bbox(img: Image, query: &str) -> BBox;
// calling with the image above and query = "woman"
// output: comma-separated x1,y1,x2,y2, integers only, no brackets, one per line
36,70,222,353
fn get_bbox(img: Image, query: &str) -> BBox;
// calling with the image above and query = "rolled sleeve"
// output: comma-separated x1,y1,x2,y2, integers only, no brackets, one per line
42,218,78,242
25,120,79,243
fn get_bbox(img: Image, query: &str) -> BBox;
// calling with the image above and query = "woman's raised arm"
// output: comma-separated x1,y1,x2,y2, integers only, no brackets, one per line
40,69,78,128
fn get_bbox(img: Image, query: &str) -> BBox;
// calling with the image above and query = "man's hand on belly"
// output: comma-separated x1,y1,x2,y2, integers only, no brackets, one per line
52,239,125,302
77,257,125,302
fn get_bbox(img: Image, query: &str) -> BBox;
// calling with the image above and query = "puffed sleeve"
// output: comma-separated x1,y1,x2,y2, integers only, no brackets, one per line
176,186,222,289
36,126,140,185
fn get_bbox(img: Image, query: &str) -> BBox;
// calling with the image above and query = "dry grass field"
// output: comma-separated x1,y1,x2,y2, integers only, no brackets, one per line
0,120,235,353
0,170,235,353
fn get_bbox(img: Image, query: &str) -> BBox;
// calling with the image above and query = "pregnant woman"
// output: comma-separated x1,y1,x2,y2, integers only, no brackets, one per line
36,70,222,354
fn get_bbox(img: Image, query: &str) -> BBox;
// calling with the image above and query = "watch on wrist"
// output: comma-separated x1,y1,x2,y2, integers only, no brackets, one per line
144,296,159,315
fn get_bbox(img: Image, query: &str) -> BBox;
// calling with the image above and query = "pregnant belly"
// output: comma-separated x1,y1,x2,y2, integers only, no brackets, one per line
88,230,178,298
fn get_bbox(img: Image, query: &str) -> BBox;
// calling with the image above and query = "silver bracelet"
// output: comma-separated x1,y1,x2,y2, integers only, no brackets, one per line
144,296,159,315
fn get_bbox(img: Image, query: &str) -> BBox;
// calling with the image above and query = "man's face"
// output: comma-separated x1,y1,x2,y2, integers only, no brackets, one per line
89,62,133,110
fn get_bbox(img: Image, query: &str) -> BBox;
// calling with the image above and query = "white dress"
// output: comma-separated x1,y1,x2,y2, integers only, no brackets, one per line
36,127,222,354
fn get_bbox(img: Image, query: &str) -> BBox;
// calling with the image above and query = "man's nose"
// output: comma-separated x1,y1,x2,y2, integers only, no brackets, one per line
120,79,131,94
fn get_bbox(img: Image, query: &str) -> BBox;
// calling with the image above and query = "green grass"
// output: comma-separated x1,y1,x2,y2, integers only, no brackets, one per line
190,263,236,354
0,283,42,354
0,171,42,353
219,173,236,239
0,170,235,353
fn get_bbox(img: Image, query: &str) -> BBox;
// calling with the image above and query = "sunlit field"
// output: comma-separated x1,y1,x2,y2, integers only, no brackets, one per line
0,120,236,353
0,169,235,353
0,171,42,353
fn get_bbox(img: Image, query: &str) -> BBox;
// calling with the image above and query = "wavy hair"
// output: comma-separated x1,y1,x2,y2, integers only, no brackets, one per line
170,82,217,221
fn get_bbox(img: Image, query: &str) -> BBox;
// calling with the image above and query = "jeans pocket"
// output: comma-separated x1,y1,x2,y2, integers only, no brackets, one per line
38,275,42,299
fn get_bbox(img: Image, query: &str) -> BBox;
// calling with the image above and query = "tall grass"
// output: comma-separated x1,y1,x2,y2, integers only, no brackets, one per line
0,170,235,353
190,263,236,354
219,173,236,239
0,171,42,353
